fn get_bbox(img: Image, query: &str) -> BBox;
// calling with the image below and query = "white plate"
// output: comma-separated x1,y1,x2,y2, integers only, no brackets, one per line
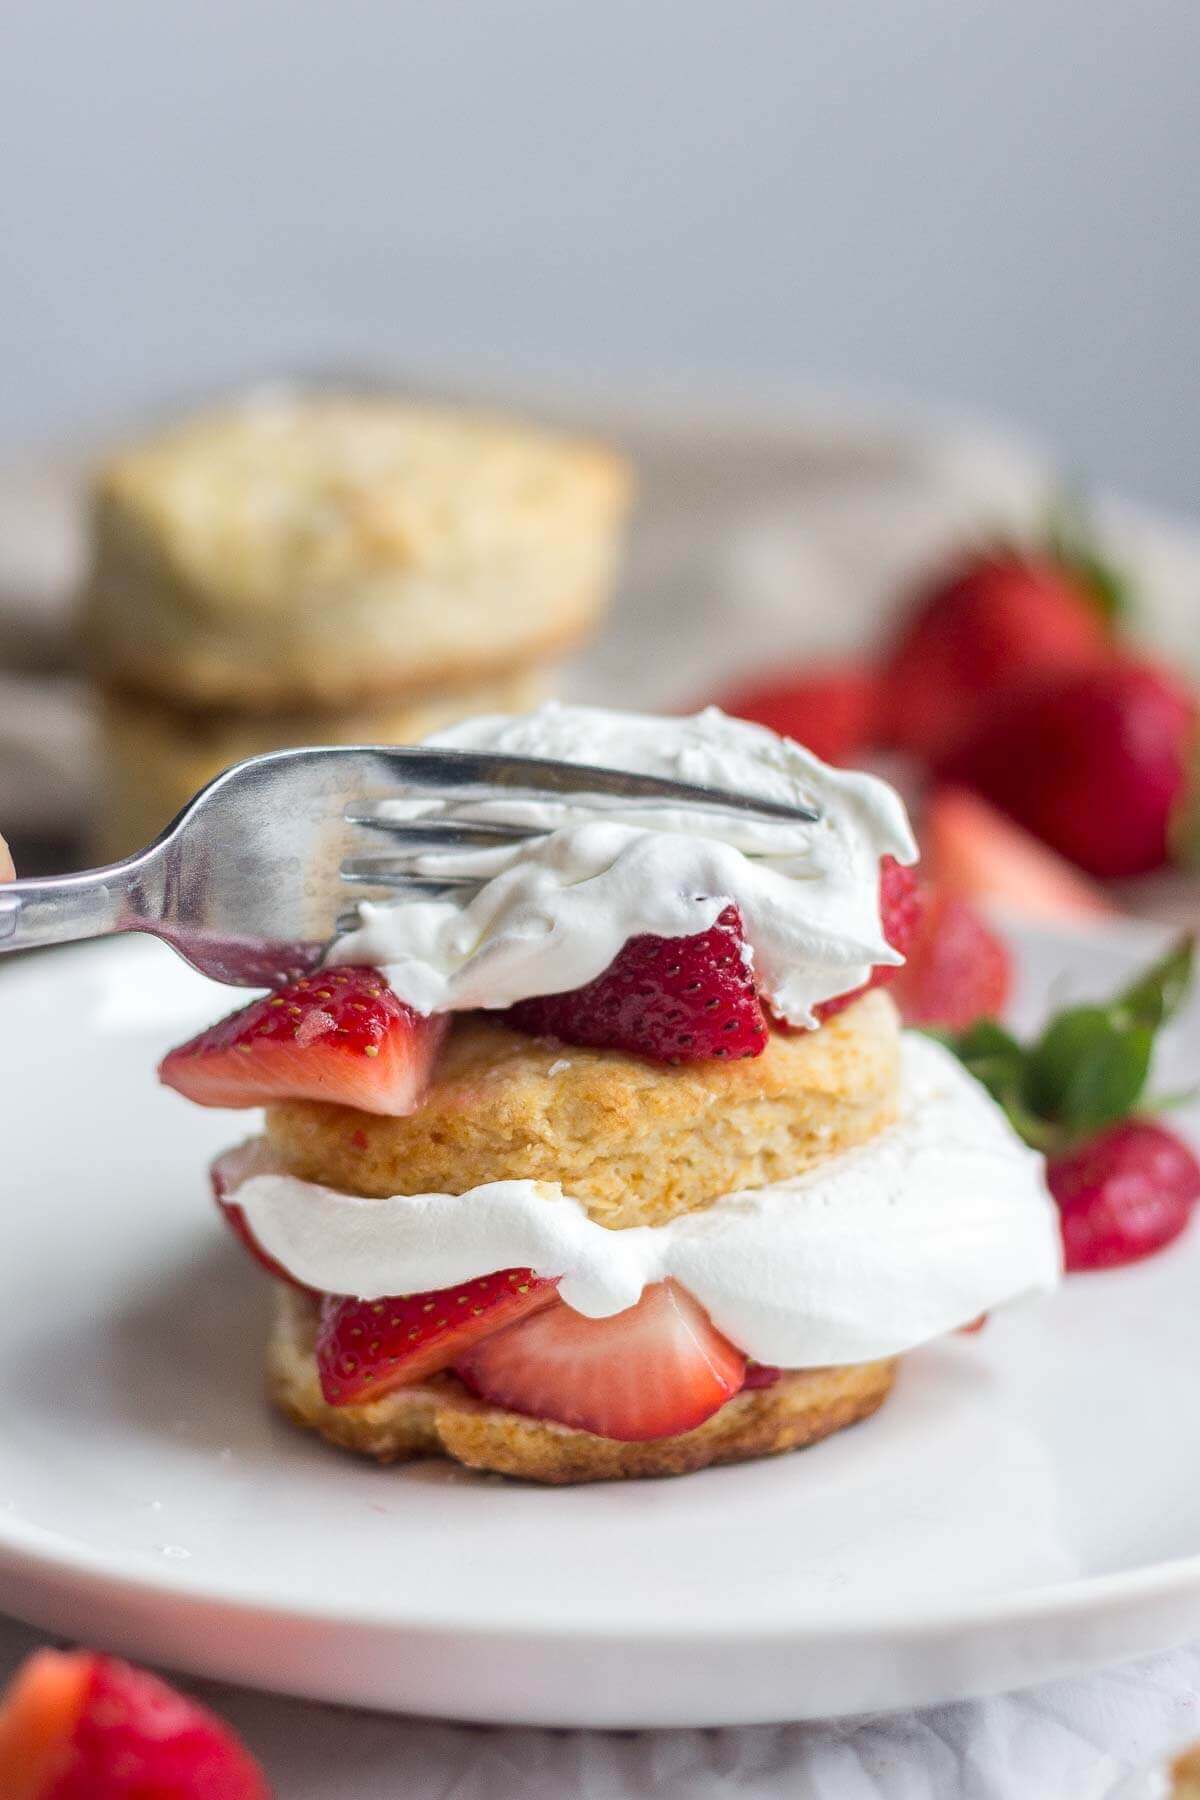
0,920,1198,1728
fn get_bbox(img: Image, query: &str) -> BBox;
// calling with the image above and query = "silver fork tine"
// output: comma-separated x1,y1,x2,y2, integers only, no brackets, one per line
339,865,484,890
343,819,545,849
358,748,820,825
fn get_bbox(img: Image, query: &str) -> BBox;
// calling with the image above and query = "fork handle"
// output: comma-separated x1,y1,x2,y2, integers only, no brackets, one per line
0,855,161,954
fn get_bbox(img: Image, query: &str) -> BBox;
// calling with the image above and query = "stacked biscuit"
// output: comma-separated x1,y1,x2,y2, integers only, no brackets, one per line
80,394,630,861
251,996,900,1483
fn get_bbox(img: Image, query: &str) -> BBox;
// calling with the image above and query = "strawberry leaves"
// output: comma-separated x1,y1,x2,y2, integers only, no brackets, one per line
944,936,1194,1152
1046,491,1132,626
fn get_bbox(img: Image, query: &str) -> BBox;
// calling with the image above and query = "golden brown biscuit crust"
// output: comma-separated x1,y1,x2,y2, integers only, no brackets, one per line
265,989,902,1229
268,1286,897,1484
81,396,631,708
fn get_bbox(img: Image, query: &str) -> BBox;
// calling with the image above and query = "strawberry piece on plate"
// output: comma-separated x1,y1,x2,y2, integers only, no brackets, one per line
890,892,1012,1031
0,1648,270,1799
317,1270,559,1406
506,904,769,1064
210,1141,312,1290
882,548,1113,761
938,659,1197,879
811,856,924,1024
1048,1119,1200,1271
159,966,447,1115
714,659,880,765
454,1280,747,1441
925,787,1118,923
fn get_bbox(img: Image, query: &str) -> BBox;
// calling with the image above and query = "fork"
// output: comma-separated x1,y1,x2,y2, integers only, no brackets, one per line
0,745,820,988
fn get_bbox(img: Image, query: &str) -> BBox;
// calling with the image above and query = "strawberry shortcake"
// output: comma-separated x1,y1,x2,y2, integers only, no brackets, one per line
159,704,1062,1483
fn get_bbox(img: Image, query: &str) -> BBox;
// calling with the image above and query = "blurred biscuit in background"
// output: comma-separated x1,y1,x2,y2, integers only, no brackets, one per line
79,392,631,860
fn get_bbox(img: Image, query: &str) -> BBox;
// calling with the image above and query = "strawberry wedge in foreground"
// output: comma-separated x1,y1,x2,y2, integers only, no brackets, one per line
159,702,1069,1483
0,1649,269,1799
160,967,447,1115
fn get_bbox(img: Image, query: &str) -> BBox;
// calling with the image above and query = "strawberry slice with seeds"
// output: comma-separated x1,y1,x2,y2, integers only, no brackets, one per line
809,856,923,1024
506,904,768,1064
159,966,447,1115
454,1280,747,1441
317,1269,559,1406
0,1648,270,1799
210,1141,313,1290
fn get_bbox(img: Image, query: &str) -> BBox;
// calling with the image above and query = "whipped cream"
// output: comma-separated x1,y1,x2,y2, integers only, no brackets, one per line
329,703,917,1026
236,1035,1062,1366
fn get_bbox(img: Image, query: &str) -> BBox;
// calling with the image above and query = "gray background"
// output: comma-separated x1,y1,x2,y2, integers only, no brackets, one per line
2,0,1197,510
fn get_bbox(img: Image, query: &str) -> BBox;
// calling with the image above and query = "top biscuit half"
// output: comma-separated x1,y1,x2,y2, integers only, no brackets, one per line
79,394,633,710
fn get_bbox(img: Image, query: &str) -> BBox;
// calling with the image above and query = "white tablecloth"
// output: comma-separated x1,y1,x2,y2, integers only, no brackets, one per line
0,1615,1195,1797
3,389,1199,1796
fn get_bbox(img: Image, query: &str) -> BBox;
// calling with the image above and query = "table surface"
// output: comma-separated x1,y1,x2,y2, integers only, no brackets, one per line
3,395,1199,1796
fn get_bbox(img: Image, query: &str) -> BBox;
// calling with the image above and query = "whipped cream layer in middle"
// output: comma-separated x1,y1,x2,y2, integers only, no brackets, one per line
329,702,917,1027
236,1035,1062,1367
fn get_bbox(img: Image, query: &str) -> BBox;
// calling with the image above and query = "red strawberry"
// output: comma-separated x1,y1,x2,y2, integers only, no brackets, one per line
506,904,768,1064
1047,1119,1200,1271
743,1362,782,1389
883,550,1112,761
890,892,1012,1031
925,786,1118,923
159,966,448,1115
210,1141,313,1290
0,1648,270,1799
714,660,879,764
454,1280,746,1441
939,660,1197,878
811,855,924,1024
316,1269,558,1406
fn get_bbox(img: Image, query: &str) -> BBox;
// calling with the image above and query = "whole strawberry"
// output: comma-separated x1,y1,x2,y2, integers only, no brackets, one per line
940,659,1197,878
1048,1118,1200,1271
883,546,1115,762
944,936,1199,1272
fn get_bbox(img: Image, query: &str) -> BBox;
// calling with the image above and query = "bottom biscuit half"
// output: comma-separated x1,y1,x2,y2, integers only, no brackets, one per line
267,1286,898,1485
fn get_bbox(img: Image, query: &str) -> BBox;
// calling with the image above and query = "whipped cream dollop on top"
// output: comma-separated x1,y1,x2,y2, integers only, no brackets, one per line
238,1035,1062,1366
329,702,918,1026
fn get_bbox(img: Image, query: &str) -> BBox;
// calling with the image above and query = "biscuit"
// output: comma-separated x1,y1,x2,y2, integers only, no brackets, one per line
90,666,547,864
265,989,902,1229
81,395,631,709
268,1285,897,1484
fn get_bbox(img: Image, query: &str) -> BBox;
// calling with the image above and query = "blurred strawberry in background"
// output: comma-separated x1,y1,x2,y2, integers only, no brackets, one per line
713,660,879,766
714,503,1199,889
938,659,1197,879
922,788,1117,923
0,1647,270,1798
880,543,1117,763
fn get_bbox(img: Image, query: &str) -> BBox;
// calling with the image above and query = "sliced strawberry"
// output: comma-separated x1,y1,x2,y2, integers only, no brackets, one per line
0,1649,270,1799
159,966,448,1116
713,659,880,765
454,1280,746,1441
926,787,1118,923
810,855,924,1024
890,892,1012,1031
317,1269,558,1406
210,1141,313,1291
506,904,768,1064
1047,1119,1200,1271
